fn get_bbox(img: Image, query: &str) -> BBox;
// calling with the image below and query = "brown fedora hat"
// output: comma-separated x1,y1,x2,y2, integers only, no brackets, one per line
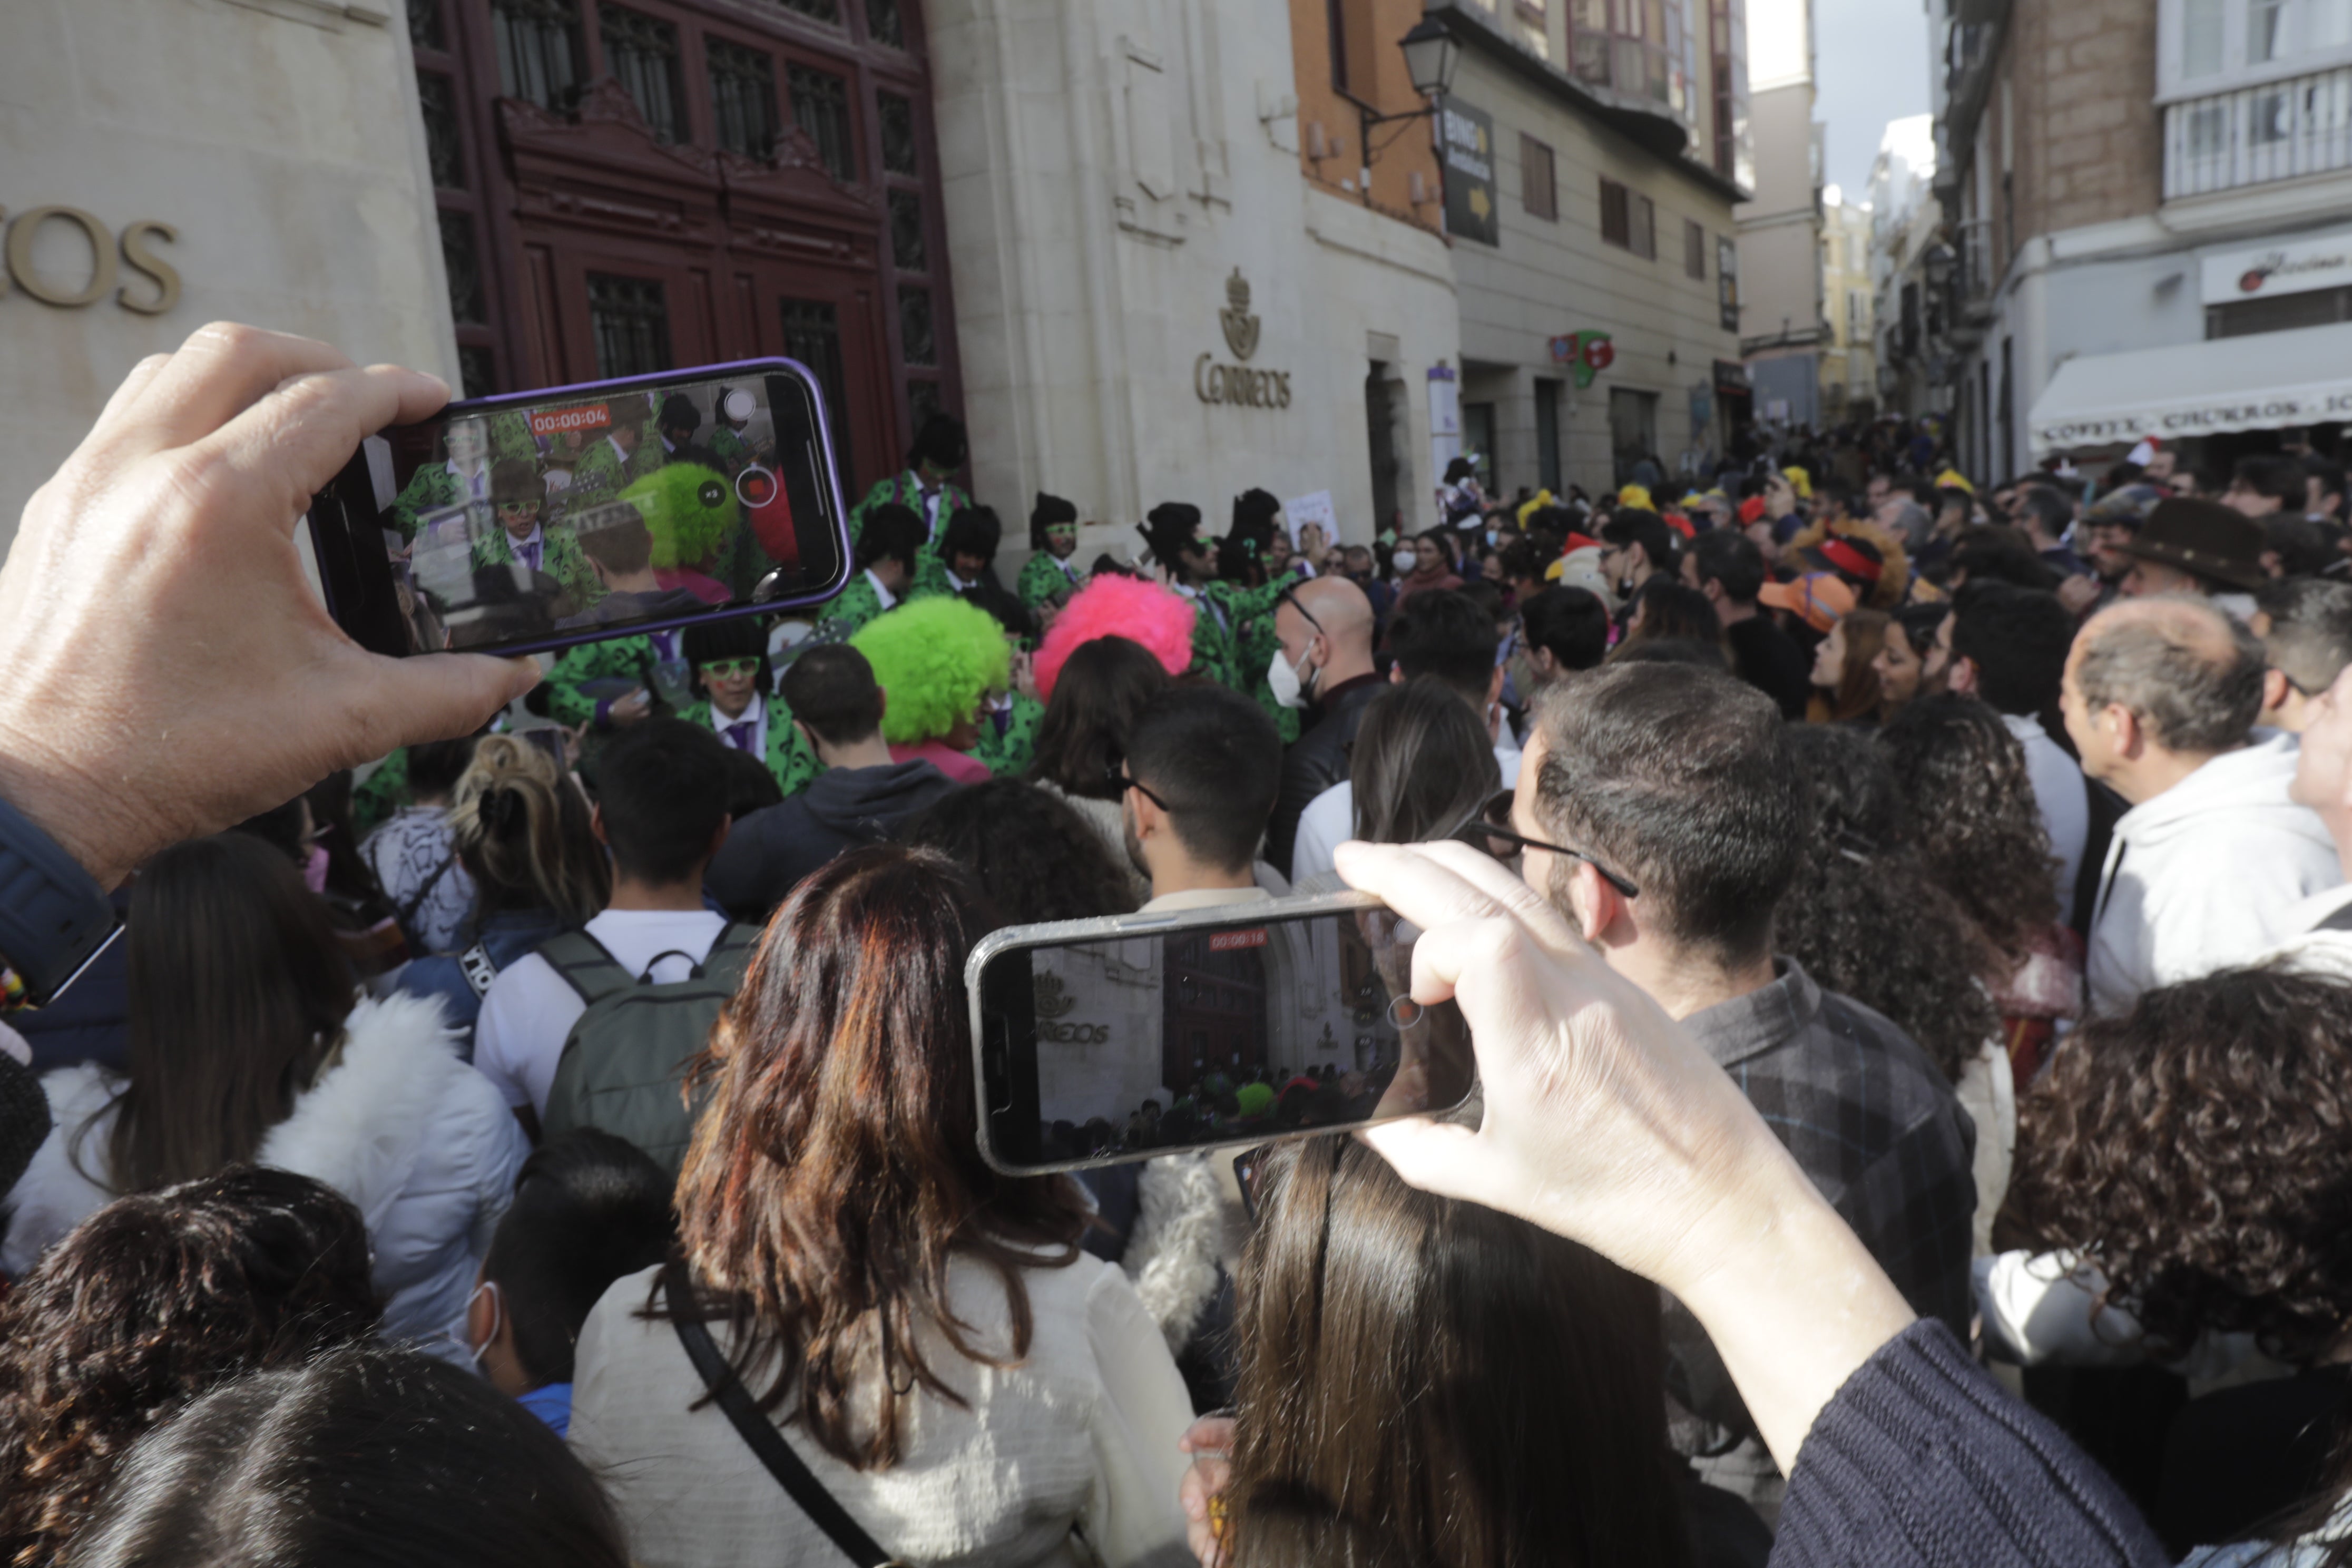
2114,497,2268,592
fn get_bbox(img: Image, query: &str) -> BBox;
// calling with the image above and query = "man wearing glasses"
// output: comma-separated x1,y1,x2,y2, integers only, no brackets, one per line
473,458,601,614
1499,660,1975,1513
680,619,816,798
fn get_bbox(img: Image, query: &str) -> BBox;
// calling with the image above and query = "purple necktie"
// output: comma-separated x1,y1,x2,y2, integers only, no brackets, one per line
522,538,542,573
724,721,757,753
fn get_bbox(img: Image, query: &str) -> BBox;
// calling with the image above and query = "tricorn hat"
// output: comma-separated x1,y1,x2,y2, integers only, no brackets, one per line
2115,497,2267,592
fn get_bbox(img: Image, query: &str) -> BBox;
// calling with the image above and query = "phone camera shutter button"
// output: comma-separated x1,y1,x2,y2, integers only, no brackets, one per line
1387,997,1422,1028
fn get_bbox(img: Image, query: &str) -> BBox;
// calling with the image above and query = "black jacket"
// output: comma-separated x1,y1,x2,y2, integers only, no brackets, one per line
704,759,957,919
1266,673,1385,876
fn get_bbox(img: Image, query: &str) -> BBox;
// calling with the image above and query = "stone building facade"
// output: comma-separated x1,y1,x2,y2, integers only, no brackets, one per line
1734,0,1824,432
1,0,452,552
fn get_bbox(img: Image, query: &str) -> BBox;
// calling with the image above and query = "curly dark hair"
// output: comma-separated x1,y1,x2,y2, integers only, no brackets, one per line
0,1167,380,1567
2007,963,2352,1365
896,779,1139,925
1876,693,2061,962
1770,724,2000,1085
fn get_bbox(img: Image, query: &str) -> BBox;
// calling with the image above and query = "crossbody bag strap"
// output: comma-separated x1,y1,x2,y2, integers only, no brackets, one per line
661,1264,901,1568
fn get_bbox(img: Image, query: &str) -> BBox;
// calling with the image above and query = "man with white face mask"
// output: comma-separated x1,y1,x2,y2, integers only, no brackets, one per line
1263,576,1380,875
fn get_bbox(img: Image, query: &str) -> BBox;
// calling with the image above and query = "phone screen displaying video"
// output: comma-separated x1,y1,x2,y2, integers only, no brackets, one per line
311,362,846,660
975,906,1476,1173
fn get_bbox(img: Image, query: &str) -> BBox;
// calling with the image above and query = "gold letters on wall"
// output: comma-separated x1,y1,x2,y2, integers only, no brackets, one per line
0,207,182,316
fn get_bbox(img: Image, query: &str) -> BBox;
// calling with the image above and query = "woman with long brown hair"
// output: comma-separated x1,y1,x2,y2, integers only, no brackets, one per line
1216,1133,1697,1568
569,846,1193,1566
1,834,526,1355
1808,607,1889,726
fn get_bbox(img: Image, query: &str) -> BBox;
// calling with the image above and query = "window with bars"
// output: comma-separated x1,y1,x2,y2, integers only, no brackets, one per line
458,346,499,400
409,0,445,52
878,91,918,175
1521,134,1557,220
418,71,466,189
898,285,935,365
600,5,686,142
708,37,778,159
779,298,854,477
888,189,927,271
441,212,486,324
867,0,905,47
754,0,839,21
787,62,857,180
589,273,673,377
492,0,582,111
1684,217,1706,279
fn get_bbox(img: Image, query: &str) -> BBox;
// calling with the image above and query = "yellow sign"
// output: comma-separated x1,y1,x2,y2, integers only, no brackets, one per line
2,205,181,315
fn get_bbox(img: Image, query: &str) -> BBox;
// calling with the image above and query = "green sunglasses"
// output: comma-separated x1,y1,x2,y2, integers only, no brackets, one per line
699,657,760,678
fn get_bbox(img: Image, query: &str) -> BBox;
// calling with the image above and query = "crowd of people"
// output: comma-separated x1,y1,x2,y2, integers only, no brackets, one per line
9,324,2352,1566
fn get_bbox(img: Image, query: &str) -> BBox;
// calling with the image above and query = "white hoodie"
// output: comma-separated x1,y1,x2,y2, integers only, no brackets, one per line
1,992,526,1357
2085,733,2343,1015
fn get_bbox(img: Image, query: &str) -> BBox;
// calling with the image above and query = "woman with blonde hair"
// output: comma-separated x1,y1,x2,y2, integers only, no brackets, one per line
396,735,609,1050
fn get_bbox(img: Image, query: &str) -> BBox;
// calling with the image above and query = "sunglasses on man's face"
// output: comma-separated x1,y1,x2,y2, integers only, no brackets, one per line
496,500,540,515
699,658,760,679
1447,789,1641,899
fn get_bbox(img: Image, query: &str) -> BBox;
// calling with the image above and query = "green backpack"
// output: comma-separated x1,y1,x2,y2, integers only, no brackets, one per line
537,924,759,1175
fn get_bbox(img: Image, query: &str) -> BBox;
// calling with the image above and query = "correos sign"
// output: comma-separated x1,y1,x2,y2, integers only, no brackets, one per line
2,205,180,314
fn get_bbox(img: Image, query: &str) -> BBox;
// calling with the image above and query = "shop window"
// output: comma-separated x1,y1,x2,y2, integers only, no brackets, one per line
1522,134,1558,220
888,189,928,271
418,71,466,189
878,91,918,175
787,62,857,181
898,284,936,365
589,273,673,377
492,0,583,112
1535,378,1563,492
780,298,854,477
708,37,779,160
600,6,686,143
441,213,486,324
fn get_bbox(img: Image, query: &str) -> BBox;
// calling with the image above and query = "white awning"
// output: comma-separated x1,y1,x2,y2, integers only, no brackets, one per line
2029,320,2352,454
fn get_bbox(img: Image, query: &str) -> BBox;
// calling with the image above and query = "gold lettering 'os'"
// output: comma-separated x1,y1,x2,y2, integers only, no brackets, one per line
1,207,181,313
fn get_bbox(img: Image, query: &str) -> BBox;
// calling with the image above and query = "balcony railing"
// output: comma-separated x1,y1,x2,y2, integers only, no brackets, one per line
2164,64,2352,199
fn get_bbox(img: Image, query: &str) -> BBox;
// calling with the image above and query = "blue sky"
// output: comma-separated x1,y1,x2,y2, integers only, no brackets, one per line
1813,0,1933,199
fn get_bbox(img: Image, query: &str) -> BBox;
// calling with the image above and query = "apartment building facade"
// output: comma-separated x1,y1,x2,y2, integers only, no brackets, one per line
1436,0,1753,497
1933,0,2352,476
1734,0,1826,429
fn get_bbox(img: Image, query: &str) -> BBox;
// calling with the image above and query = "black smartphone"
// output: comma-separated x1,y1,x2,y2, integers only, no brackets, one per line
966,893,1478,1175
307,359,850,660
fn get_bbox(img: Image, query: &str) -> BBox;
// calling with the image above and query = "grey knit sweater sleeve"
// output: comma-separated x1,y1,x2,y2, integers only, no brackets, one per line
1773,1320,2171,1568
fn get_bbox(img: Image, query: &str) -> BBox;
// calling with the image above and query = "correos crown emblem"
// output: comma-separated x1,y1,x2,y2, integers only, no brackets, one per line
1033,972,1076,1020
1220,268,1260,362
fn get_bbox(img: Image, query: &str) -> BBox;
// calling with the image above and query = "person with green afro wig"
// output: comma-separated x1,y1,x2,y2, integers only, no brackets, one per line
615,462,765,595
849,596,1011,785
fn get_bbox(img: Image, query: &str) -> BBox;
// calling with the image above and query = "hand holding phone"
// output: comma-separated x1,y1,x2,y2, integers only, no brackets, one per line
966,892,1477,1174
607,688,653,726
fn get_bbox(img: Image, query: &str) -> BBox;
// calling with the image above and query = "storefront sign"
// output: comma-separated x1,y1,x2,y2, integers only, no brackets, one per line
2201,228,2352,305
1194,268,1293,408
1440,100,1499,248
1,205,180,315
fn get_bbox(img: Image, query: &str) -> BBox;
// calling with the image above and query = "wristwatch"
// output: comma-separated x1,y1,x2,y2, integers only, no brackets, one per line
0,793,120,1007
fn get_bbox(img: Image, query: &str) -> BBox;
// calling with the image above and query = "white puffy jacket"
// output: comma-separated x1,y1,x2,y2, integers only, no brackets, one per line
1,992,526,1357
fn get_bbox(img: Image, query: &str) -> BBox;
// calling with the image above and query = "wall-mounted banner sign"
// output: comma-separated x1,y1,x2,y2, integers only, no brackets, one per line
1,205,180,315
1195,268,1293,408
2200,226,2352,306
1440,100,1499,248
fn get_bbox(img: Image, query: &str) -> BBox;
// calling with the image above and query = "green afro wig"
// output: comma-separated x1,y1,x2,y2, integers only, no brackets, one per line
851,596,1013,744
619,462,738,571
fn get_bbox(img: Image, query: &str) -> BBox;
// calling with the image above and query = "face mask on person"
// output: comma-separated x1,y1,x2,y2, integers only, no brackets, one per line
1393,548,1418,573
1267,642,1317,710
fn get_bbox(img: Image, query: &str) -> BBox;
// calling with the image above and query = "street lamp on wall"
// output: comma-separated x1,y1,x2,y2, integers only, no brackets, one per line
1358,19,1461,209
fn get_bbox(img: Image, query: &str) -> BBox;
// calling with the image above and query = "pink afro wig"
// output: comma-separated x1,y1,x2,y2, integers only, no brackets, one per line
1034,574,1196,701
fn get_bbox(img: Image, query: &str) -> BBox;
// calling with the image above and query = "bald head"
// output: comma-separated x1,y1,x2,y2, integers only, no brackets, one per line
2070,595,2264,758
1276,574,1377,691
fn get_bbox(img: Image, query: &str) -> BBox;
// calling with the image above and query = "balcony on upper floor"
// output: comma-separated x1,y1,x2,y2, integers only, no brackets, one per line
2165,62,2352,198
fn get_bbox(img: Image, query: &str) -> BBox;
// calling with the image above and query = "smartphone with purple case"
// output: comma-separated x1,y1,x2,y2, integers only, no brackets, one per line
307,358,850,660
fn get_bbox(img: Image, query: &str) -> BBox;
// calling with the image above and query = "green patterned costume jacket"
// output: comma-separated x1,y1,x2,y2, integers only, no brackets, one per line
678,697,820,798
1016,551,1085,613
849,471,973,599
471,525,604,613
